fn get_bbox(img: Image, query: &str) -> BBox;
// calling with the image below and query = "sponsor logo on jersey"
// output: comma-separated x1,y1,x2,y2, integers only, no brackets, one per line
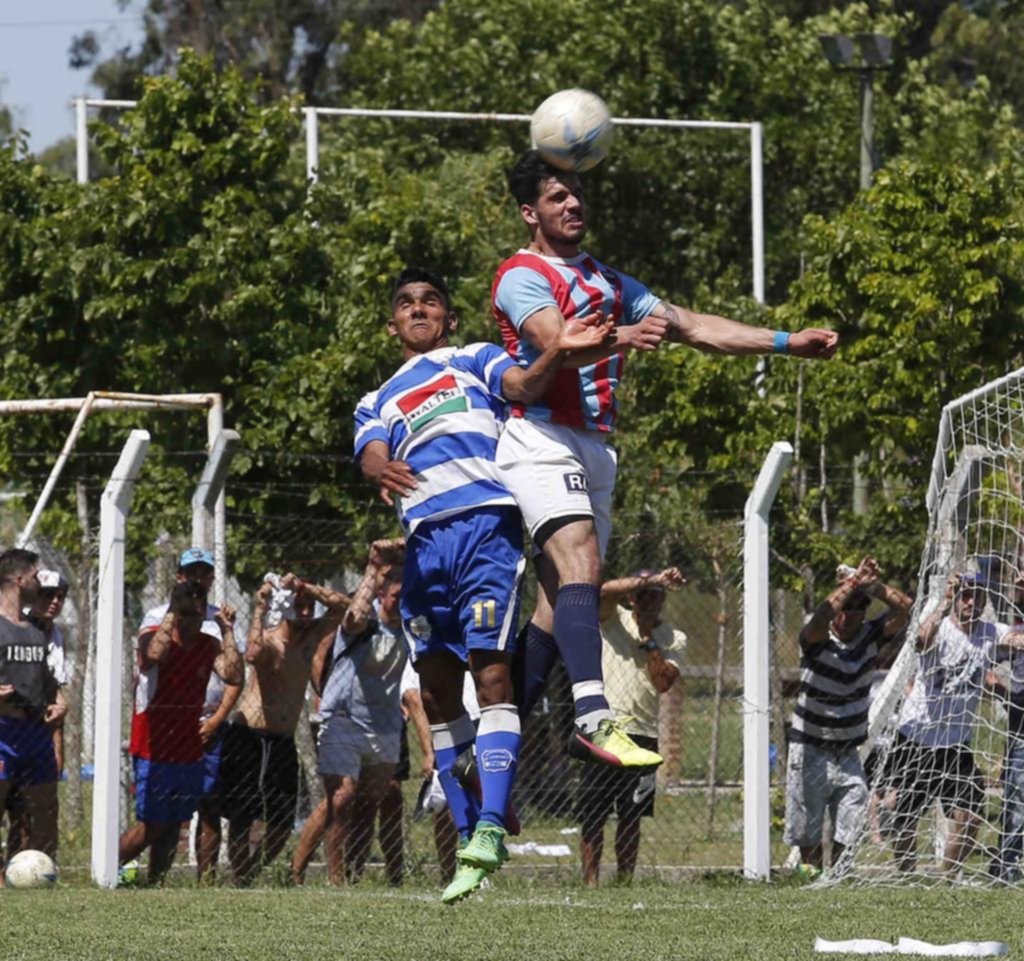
397,373,468,432
480,748,514,773
563,472,589,493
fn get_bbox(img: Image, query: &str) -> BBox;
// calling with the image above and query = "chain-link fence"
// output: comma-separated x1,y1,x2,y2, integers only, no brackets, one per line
2,453,917,886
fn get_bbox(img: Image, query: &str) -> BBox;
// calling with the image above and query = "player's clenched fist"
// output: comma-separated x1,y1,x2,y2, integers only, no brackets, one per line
788,328,839,360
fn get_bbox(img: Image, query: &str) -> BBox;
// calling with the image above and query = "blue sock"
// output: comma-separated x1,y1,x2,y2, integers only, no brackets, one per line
476,703,521,830
553,582,610,730
513,622,559,721
431,715,479,840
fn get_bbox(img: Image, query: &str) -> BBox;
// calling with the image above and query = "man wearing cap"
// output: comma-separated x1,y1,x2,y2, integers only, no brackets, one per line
575,566,687,885
0,549,67,874
784,556,912,875
137,547,242,881
121,551,243,884
886,571,1024,874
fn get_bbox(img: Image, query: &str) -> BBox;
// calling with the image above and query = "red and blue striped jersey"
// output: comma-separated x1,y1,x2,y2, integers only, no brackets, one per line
492,250,660,432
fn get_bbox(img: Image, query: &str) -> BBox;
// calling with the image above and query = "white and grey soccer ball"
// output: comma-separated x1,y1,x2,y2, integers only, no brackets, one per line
5,849,58,888
530,88,615,172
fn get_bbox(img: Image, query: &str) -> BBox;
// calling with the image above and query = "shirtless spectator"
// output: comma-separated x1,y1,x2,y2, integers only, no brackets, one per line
220,573,348,885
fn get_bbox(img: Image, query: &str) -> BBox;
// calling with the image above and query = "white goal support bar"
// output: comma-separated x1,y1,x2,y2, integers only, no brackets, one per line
74,98,765,306
743,441,793,880
91,429,150,889
0,391,232,606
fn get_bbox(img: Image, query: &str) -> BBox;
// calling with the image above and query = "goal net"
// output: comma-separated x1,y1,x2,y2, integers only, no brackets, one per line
829,366,1024,886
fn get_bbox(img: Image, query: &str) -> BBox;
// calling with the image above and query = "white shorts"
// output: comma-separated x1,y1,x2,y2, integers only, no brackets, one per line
317,715,401,781
495,418,617,558
783,740,868,848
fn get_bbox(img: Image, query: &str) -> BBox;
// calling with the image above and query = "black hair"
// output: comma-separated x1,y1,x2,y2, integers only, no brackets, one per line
0,548,39,584
508,148,570,206
390,267,451,312
843,591,871,613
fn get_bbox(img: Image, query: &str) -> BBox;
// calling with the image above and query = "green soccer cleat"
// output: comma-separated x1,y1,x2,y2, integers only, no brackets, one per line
441,862,489,904
568,717,663,769
456,823,510,872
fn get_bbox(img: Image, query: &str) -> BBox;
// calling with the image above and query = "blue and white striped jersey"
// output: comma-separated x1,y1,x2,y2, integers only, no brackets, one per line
354,344,518,532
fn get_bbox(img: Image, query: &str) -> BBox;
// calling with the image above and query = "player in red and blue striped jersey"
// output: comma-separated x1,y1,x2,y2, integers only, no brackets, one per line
494,149,839,769
354,267,610,903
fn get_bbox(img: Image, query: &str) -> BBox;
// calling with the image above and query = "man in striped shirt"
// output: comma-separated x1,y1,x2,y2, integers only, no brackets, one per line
353,266,610,903
783,556,912,873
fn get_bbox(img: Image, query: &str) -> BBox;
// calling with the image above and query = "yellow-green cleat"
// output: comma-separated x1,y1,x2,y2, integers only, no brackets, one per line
568,717,663,768
441,862,489,904
457,823,510,872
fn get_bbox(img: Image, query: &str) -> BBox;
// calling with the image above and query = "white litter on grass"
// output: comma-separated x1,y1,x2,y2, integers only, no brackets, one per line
506,842,572,857
814,938,1009,957
815,938,896,954
897,939,1008,957
632,902,645,911
559,827,579,835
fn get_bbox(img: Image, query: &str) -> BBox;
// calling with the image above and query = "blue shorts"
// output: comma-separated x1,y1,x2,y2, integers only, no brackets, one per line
201,730,224,800
133,756,204,824
0,716,58,787
402,506,525,662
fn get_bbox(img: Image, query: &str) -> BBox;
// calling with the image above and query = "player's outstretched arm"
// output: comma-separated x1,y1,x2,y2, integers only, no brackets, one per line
502,309,614,404
654,302,838,359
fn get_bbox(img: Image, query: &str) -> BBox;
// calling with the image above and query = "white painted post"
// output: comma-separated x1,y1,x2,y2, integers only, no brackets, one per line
750,122,764,305
305,107,319,185
191,429,240,608
743,440,793,881
76,97,89,184
91,430,150,889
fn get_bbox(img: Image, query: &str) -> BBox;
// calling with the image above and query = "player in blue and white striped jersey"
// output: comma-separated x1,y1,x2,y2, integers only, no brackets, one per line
354,267,610,903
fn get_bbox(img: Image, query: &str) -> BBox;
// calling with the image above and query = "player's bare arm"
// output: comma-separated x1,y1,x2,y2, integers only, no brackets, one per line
360,438,417,506
501,308,614,404
519,306,664,371
655,301,838,359
213,604,244,685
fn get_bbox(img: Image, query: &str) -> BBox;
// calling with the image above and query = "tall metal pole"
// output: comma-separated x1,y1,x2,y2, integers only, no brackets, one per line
76,97,89,184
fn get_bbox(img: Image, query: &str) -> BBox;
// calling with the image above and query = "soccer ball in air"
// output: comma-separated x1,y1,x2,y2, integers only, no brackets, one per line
530,88,615,173
5,849,58,888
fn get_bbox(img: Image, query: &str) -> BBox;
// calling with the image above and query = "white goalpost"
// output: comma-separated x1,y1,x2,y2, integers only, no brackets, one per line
830,366,1024,886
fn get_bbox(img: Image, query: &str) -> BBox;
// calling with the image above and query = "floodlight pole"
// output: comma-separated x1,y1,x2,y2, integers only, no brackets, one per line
91,430,150,889
743,441,793,881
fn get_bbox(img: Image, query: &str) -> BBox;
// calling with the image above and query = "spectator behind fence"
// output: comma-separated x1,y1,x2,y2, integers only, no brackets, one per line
784,556,912,875
0,549,67,876
885,572,1024,875
4,569,71,863
220,572,349,886
291,544,407,886
120,579,242,885
988,573,1024,882
137,547,240,881
576,567,686,886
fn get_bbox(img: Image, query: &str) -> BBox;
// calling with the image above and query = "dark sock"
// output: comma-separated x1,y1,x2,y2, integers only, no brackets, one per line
512,622,559,721
552,583,609,725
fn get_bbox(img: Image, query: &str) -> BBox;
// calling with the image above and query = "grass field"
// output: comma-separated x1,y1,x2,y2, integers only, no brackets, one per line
2,879,1021,961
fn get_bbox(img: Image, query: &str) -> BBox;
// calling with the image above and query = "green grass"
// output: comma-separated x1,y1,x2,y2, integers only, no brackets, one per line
3,880,1023,961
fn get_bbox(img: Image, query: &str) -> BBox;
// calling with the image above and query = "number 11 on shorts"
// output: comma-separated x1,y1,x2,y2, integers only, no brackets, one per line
472,598,497,628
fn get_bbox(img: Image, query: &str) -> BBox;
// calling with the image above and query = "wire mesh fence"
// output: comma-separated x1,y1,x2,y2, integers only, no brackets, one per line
0,452,925,887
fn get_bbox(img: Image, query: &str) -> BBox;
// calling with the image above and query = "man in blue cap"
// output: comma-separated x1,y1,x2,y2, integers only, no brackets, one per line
132,547,243,883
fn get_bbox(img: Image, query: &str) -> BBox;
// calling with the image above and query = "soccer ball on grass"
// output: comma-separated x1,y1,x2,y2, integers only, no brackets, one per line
530,88,615,173
5,849,58,888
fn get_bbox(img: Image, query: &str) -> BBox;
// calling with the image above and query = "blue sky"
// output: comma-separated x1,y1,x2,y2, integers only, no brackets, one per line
0,0,144,151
